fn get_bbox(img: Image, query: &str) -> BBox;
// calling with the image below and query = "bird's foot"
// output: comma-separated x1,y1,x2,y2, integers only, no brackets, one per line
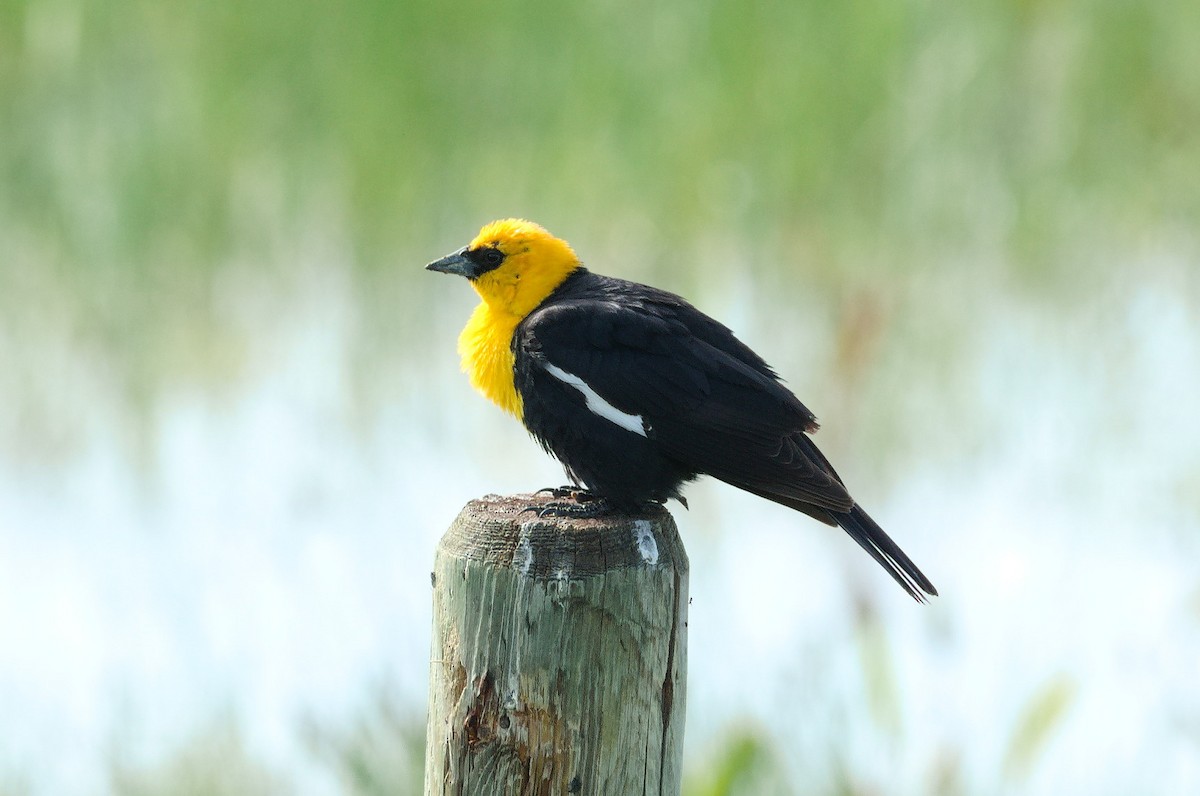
523,494,616,519
533,484,587,500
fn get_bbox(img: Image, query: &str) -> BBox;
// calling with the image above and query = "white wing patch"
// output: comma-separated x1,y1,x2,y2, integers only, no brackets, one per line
542,362,648,437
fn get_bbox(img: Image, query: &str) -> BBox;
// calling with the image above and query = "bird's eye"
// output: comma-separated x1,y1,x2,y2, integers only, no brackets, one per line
464,246,506,276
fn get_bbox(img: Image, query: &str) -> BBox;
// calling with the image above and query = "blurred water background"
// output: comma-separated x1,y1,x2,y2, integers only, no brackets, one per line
2,0,1199,793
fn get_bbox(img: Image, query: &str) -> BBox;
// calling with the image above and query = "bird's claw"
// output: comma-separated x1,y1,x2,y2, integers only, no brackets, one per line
534,485,582,499
522,496,616,519
532,486,606,503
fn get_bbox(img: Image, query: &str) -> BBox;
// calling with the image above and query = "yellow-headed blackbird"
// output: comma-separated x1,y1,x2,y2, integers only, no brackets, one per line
427,219,937,601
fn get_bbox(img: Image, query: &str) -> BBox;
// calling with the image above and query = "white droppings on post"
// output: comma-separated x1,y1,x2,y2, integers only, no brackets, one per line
633,520,659,565
512,524,535,575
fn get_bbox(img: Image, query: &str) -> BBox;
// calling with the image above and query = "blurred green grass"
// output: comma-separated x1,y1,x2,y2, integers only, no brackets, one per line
3,0,1197,459
96,656,1075,796
4,0,1198,280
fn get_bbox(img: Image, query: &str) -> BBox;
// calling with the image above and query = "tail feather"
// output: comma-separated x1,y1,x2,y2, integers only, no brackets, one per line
835,504,938,602
725,477,938,602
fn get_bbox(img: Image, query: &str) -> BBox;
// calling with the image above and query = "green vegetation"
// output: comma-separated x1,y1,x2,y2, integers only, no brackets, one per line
302,698,426,796
683,726,794,796
95,675,1078,795
110,722,287,796
4,0,1197,468
3,0,1197,351
2,0,1195,472
1003,675,1076,784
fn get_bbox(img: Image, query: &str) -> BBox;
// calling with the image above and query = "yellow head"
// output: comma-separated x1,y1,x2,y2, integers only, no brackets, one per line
425,219,581,318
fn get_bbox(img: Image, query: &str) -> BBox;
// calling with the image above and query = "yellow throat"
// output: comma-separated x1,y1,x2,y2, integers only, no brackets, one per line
450,219,581,419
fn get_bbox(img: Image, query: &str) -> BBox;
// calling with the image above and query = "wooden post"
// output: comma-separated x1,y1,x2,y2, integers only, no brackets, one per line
424,493,689,796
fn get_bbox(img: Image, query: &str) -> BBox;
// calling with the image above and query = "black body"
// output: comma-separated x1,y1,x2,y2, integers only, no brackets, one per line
513,268,936,601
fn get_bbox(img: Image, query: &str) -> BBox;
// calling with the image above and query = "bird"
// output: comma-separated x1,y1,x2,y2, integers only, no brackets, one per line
426,218,937,602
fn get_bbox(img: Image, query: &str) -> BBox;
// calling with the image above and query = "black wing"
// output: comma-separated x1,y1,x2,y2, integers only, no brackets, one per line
518,283,854,513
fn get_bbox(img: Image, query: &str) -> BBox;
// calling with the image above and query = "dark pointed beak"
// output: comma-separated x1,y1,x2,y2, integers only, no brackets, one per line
425,248,475,278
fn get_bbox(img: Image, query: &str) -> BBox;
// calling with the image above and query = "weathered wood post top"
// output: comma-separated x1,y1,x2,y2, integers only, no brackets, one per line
425,492,689,796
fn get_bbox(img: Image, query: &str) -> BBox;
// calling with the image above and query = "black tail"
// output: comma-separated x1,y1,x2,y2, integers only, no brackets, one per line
835,504,938,603
726,477,938,602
